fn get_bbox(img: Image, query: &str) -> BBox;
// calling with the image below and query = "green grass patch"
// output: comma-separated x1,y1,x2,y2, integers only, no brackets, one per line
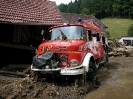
100,18,133,40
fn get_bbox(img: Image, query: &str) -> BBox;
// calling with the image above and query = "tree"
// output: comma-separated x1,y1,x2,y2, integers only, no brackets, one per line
112,0,121,18
73,0,79,13
81,8,90,15
57,0,133,19
127,25,133,36
104,0,114,17
66,1,74,13
58,4,67,12
79,0,86,13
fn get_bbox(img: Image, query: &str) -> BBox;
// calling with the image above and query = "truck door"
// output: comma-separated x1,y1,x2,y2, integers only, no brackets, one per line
87,30,98,59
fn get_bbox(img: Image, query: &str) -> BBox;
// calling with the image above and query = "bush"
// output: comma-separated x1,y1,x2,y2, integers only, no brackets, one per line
127,25,133,36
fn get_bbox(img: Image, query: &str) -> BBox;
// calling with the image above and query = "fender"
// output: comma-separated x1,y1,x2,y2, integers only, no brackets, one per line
81,52,94,72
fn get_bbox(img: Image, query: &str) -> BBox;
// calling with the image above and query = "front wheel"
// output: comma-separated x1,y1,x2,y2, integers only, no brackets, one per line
87,62,97,81
87,62,100,88
102,45,109,67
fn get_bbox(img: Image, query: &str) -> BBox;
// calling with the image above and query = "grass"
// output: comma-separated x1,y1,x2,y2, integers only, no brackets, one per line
100,18,133,40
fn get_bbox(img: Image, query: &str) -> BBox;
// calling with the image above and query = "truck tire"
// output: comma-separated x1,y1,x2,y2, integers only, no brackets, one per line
87,62,97,81
102,45,108,67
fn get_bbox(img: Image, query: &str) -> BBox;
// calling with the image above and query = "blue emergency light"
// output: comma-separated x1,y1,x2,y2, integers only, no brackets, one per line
78,18,82,22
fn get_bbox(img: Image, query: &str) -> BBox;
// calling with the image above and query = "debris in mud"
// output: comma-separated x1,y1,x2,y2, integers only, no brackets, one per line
1,57,132,99
0,63,101,99
0,75,98,99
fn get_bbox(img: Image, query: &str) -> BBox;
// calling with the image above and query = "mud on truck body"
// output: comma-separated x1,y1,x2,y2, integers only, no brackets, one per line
31,18,108,81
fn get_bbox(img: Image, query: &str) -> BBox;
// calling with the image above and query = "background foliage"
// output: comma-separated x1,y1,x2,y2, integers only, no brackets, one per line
58,0,133,19
128,25,133,36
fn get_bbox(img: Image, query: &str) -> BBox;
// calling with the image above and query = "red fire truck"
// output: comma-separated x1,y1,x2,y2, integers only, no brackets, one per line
31,18,108,81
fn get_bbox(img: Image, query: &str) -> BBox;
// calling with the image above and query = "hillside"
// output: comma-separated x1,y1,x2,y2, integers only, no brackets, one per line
100,18,133,40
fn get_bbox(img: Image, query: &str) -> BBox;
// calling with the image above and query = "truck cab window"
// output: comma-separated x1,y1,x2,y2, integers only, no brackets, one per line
102,36,105,44
88,30,92,41
97,33,100,41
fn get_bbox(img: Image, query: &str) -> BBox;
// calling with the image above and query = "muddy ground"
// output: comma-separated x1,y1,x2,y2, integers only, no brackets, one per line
0,57,133,99
85,57,133,99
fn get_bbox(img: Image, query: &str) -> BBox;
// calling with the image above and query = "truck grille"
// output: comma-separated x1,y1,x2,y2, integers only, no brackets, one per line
58,54,68,66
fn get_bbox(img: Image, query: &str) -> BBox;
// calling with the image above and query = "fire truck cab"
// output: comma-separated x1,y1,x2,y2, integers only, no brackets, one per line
31,18,108,80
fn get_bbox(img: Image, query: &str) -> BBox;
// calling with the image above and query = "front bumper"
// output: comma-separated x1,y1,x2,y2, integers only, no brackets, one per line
31,65,85,75
60,66,85,75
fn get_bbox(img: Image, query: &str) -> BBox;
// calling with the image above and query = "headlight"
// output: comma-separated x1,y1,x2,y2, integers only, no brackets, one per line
70,59,79,67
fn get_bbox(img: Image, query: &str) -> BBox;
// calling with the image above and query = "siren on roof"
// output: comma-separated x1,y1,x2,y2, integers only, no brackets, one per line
78,18,82,22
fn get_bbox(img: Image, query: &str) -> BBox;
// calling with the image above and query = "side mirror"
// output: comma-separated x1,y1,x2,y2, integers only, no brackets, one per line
41,30,45,36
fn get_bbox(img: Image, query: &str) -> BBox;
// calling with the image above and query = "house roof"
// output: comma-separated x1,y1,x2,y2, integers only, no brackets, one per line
61,12,108,28
0,0,63,24
0,0,107,28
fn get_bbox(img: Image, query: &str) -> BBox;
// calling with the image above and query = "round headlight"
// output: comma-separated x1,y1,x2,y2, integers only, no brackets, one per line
70,59,79,67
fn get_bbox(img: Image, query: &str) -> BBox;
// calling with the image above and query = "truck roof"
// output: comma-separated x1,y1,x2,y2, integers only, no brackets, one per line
49,20,102,33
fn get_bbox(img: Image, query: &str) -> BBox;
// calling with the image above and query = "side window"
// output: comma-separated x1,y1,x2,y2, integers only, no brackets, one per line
92,33,100,41
102,36,105,44
97,33,100,41
48,30,52,40
81,29,86,40
88,30,92,41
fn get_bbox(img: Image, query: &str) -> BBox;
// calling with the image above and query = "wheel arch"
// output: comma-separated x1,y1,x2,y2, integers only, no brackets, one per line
103,44,108,53
81,53,95,72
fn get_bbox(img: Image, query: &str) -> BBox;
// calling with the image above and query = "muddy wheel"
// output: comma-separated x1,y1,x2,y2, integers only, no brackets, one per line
87,62,97,81
87,62,100,88
103,52,108,67
102,45,108,67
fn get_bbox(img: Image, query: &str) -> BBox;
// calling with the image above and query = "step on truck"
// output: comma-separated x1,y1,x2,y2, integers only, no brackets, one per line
31,18,108,81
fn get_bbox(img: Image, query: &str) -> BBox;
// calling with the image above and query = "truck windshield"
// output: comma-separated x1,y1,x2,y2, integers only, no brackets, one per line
50,26,85,40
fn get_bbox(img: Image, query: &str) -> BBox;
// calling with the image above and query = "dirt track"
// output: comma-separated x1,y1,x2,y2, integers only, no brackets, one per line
0,57,133,99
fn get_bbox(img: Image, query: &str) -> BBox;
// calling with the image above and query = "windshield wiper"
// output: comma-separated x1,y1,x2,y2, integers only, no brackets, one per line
80,34,86,40
59,29,68,40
